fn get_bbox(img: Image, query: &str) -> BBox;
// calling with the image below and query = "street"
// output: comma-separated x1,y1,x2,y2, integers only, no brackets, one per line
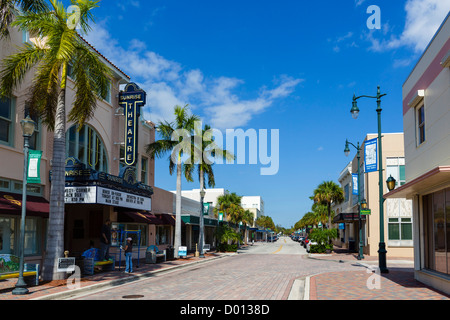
67,237,364,300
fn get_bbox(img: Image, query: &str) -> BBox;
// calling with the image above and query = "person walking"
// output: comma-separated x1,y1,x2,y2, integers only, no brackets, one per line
100,219,112,261
124,237,133,273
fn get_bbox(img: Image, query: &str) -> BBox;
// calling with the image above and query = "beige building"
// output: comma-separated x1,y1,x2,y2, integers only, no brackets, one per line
333,133,414,258
385,13,450,294
0,25,179,267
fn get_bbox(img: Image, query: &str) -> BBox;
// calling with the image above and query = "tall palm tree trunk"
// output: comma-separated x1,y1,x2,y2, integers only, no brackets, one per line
43,85,66,281
174,155,182,258
198,166,205,254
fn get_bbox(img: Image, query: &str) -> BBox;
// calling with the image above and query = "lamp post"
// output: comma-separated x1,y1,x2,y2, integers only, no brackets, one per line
12,116,36,295
344,139,364,260
350,85,389,273
198,188,206,258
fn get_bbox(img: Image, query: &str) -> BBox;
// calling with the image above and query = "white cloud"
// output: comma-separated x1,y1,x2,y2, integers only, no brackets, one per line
84,22,302,129
366,0,450,53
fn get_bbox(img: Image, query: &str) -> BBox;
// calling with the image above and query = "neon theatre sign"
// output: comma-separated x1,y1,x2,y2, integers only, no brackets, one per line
119,83,147,166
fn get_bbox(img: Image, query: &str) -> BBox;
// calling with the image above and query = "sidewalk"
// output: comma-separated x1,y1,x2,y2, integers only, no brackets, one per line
0,251,229,300
306,250,450,300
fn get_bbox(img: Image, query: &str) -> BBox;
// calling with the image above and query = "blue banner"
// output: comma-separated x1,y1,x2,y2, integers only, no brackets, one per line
364,138,378,172
352,173,359,195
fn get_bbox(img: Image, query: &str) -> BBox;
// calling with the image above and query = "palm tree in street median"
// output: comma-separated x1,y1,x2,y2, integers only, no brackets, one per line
0,0,111,281
312,180,344,229
145,104,199,258
183,123,234,254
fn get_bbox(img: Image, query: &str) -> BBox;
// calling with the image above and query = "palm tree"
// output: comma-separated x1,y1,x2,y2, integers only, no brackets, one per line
0,0,111,281
183,123,234,254
241,209,254,244
312,181,344,228
0,0,48,39
214,192,242,221
145,105,199,258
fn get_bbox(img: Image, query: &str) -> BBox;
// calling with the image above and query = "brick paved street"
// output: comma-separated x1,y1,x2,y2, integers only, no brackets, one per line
0,238,448,302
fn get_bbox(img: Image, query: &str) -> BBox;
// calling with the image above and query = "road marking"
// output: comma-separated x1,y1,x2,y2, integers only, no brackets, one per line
272,245,283,254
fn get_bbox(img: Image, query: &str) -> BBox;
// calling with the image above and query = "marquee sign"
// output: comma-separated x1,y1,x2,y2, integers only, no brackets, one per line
119,83,147,167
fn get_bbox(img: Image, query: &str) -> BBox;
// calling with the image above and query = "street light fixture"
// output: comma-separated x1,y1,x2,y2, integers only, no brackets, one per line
198,188,206,258
13,116,36,295
386,175,396,192
350,85,388,273
344,139,364,260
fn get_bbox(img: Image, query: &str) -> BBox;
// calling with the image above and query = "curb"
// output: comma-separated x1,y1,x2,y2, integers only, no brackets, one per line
31,254,231,300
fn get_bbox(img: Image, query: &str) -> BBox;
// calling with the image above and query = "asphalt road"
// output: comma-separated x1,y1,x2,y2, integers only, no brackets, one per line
67,237,363,301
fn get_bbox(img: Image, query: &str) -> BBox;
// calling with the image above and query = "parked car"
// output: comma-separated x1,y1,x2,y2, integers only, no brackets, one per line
302,236,309,248
298,236,305,245
306,239,318,253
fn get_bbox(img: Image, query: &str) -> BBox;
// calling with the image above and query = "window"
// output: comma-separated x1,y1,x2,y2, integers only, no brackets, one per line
344,184,349,202
156,225,171,245
141,157,148,184
388,218,412,241
386,157,406,188
0,217,15,254
417,105,425,145
102,81,111,104
386,197,413,246
0,97,14,146
66,124,108,172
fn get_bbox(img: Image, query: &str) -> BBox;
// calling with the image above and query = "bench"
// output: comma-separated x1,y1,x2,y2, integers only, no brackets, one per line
145,245,166,264
81,248,115,275
0,254,39,286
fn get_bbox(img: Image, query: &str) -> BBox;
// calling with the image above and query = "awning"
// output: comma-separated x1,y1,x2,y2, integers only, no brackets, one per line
0,192,49,217
155,213,187,226
119,211,164,225
332,212,366,223
384,166,450,199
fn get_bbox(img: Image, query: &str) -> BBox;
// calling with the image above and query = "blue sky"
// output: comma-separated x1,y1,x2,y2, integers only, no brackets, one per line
81,0,450,228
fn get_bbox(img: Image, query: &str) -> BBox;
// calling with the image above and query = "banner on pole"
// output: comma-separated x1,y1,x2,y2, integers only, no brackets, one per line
27,150,42,184
352,173,359,195
364,138,378,172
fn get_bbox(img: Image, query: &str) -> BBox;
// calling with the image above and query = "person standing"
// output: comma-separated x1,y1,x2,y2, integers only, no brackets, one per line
100,219,111,261
124,237,133,273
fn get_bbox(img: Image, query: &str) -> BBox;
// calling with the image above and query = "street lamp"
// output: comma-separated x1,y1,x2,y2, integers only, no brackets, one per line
350,85,389,273
386,175,396,191
198,188,206,258
13,116,36,295
344,139,364,260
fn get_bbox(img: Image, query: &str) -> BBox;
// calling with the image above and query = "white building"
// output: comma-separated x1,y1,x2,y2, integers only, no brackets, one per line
385,13,450,295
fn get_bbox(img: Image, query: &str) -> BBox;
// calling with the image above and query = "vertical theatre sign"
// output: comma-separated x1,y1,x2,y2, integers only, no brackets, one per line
119,83,147,166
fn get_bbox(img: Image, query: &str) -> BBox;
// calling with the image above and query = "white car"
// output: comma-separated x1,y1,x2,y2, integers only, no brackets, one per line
306,239,317,253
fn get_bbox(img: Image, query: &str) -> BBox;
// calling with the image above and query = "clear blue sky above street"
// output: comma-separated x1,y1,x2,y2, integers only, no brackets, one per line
78,0,450,228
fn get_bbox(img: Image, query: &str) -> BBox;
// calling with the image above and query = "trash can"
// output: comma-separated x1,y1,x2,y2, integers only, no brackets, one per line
145,247,156,264
166,246,174,260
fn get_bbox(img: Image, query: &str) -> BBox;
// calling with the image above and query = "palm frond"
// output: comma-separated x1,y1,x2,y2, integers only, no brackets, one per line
0,42,46,98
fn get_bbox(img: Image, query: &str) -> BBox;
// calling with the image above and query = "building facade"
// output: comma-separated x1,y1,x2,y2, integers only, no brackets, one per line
333,133,413,258
0,25,178,268
385,13,450,294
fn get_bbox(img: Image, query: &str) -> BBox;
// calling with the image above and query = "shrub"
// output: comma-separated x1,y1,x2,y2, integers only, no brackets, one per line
308,228,338,245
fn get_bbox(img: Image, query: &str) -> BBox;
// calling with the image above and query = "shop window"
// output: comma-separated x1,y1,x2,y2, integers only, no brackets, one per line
156,225,171,245
423,188,450,275
24,218,41,255
66,124,108,173
0,218,15,254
